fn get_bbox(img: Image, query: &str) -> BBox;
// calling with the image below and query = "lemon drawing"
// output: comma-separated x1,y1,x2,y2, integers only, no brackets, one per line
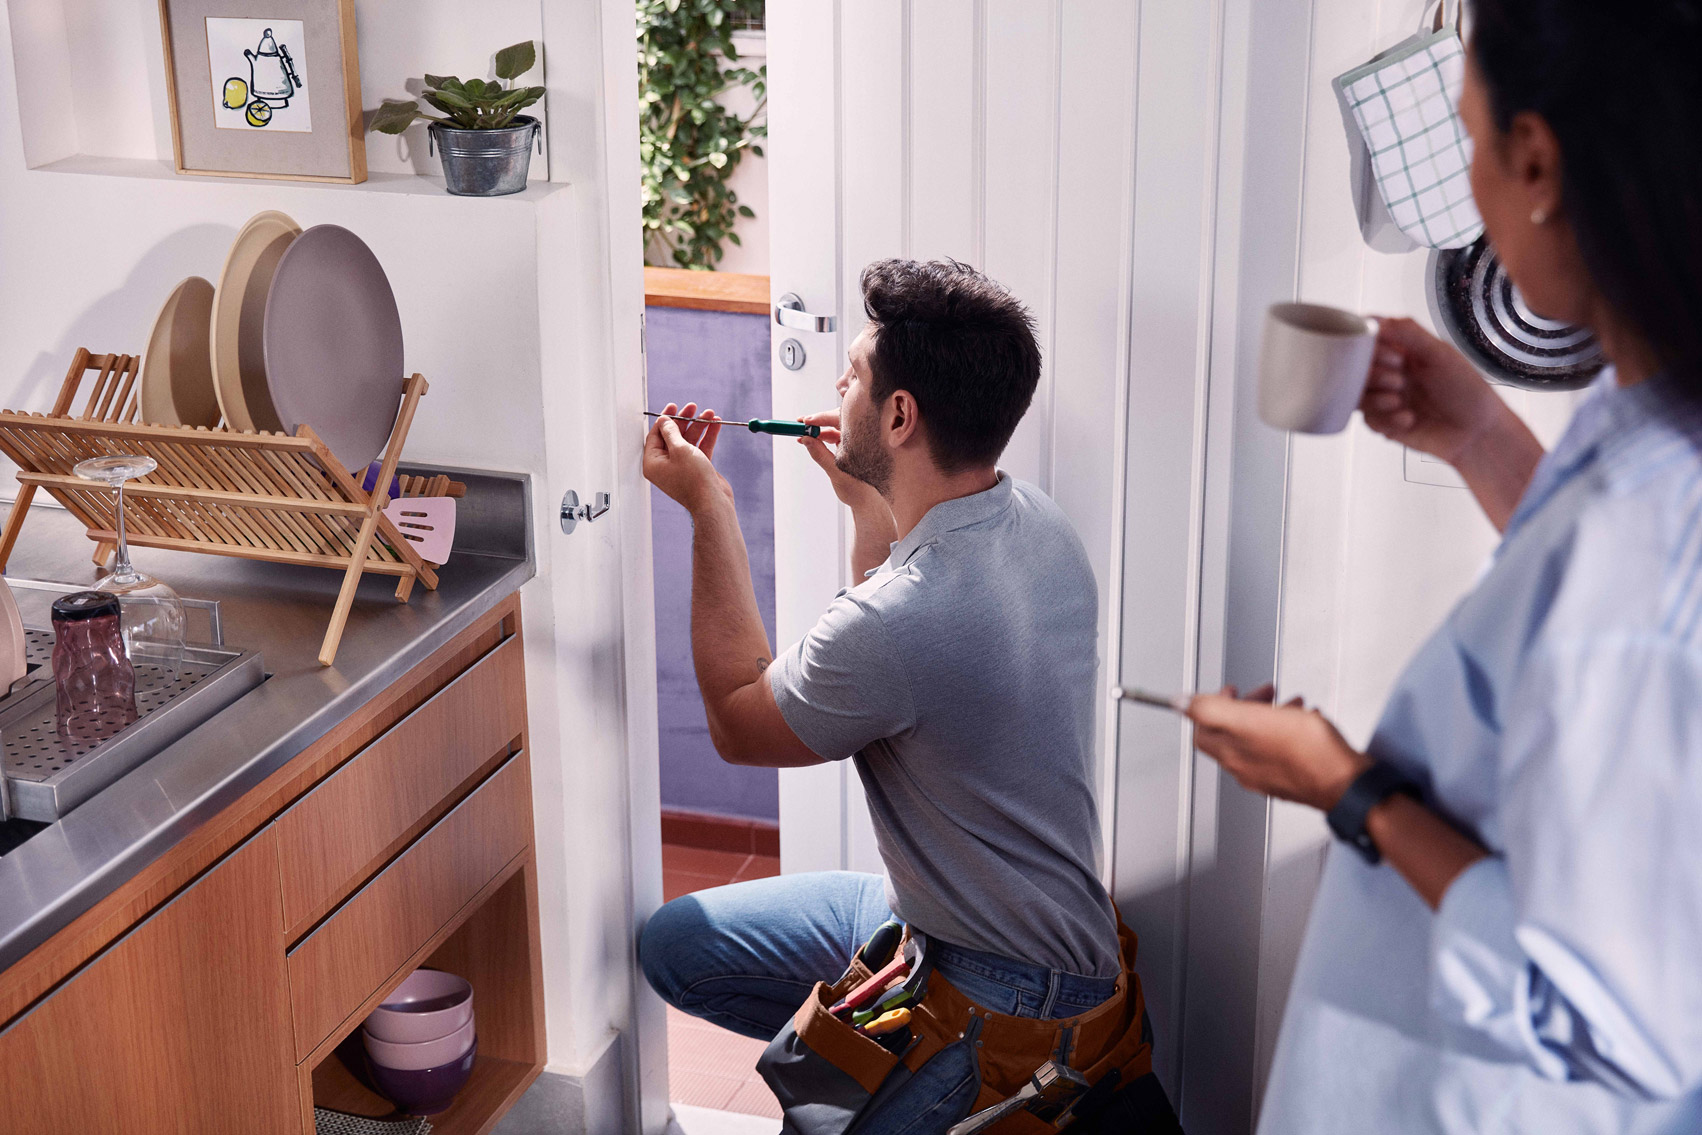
246,100,273,128
222,77,248,110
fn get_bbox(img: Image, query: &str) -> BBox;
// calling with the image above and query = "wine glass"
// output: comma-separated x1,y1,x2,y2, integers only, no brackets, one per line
72,455,188,677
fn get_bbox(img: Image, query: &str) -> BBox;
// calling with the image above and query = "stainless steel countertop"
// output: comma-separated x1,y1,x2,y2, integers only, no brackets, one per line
0,465,534,974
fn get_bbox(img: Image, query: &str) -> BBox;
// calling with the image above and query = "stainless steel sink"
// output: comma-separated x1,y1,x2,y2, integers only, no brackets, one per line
0,582,263,823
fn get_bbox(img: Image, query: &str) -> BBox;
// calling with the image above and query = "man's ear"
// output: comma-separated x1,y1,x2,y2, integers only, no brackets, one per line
884,390,920,449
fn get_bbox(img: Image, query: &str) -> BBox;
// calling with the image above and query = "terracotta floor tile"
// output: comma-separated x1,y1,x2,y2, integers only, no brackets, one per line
669,1069,742,1111
663,836,783,1122
673,1027,767,1080
664,870,737,903
725,1079,784,1120
663,844,752,879
733,854,780,882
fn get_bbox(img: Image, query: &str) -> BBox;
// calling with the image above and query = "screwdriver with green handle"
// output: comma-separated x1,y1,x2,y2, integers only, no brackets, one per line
643,411,821,438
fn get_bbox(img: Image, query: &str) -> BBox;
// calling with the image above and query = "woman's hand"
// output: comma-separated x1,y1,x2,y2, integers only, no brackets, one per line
1362,318,1508,463
1187,685,1370,811
1362,318,1545,532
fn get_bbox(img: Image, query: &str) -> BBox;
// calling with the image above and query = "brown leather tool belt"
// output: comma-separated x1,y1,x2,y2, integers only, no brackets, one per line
757,921,1158,1135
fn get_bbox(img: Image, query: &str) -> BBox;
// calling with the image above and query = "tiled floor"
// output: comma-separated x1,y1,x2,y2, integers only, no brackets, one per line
663,840,783,1121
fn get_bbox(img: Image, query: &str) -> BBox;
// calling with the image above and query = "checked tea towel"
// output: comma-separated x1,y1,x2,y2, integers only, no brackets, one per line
1337,25,1483,250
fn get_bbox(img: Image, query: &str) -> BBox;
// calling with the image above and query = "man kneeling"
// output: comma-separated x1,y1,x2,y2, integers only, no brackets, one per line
640,259,1172,1132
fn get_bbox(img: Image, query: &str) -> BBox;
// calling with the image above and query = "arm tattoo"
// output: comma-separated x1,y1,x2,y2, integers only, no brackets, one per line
757,657,770,674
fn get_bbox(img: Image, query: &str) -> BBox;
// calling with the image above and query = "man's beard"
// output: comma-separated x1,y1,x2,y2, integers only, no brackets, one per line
835,403,893,495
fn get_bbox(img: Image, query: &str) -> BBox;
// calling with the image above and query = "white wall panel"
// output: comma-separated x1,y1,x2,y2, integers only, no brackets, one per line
1050,0,1141,854
839,0,906,350
906,0,979,263
981,0,1058,490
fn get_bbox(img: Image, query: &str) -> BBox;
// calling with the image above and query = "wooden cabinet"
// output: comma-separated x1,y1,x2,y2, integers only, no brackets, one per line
288,753,533,1058
0,830,298,1133
275,633,527,940
0,595,543,1135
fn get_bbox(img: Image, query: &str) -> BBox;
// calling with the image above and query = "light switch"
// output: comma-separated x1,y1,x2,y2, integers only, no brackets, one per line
1403,447,1467,489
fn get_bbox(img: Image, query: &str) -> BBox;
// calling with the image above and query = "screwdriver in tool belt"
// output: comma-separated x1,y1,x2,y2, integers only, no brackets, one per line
643,411,821,438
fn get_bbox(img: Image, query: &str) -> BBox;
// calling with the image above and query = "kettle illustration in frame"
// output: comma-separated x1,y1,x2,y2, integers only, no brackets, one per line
245,28,302,107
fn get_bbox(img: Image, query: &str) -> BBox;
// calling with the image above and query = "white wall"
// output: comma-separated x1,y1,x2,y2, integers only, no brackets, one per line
712,28,767,276
0,1,650,1128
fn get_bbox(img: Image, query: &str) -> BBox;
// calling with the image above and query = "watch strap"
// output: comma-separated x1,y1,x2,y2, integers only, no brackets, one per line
1326,762,1419,864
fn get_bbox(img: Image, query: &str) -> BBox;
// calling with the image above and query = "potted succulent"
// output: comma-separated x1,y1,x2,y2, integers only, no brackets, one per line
370,41,546,196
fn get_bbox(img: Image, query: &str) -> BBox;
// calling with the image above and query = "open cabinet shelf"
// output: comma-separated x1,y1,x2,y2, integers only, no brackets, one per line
312,1051,537,1133
301,862,544,1134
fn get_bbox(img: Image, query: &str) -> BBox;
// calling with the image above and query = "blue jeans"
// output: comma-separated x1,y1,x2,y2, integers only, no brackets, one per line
640,871,1119,1133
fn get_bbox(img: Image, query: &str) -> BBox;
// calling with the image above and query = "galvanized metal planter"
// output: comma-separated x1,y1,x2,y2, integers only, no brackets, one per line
428,116,542,197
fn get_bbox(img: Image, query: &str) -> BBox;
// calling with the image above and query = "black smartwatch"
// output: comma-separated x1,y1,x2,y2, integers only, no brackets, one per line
1326,762,1420,864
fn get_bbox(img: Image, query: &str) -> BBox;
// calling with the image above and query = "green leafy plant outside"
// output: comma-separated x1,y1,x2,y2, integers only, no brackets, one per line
638,0,766,269
370,41,545,135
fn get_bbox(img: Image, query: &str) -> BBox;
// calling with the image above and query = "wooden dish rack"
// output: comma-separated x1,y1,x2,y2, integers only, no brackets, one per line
0,349,459,666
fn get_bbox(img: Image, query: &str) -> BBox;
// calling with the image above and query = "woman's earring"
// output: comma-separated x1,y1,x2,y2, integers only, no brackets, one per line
1531,207,1549,225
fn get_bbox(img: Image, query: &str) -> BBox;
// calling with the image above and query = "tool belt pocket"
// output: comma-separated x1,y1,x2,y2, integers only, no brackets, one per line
757,960,907,1135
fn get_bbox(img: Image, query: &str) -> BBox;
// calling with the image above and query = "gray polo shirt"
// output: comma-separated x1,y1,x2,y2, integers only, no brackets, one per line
768,474,1120,978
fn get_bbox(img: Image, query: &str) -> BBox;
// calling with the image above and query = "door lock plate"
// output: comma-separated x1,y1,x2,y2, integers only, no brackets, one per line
779,338,806,371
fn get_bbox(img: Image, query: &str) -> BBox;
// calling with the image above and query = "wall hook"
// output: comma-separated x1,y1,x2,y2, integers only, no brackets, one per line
560,489,611,535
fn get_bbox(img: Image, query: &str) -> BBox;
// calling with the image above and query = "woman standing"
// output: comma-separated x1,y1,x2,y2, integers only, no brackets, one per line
1190,2,1702,1130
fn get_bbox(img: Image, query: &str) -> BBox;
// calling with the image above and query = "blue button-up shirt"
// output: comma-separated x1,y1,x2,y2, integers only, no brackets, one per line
1259,371,1702,1133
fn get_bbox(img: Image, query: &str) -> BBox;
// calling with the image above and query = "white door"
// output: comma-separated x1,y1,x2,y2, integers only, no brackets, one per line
762,1,1258,1111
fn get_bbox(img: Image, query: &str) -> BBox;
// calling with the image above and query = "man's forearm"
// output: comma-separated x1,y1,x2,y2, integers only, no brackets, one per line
689,495,775,709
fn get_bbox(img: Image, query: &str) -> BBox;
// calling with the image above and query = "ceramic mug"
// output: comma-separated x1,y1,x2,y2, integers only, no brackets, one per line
1258,303,1379,434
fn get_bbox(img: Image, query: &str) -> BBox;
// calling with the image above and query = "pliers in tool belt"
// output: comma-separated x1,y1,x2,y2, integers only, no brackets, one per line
946,1060,1090,1135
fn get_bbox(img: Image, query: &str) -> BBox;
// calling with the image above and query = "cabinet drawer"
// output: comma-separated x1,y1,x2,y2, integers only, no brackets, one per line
286,754,531,1059
277,634,525,938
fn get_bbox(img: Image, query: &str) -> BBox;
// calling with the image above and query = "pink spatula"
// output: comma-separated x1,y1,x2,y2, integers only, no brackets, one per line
382,496,456,564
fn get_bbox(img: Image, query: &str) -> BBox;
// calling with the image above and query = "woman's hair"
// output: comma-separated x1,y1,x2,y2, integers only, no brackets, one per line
1471,0,1702,387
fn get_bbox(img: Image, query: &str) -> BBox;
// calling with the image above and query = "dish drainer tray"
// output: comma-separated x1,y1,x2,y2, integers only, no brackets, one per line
0,349,442,666
0,583,263,822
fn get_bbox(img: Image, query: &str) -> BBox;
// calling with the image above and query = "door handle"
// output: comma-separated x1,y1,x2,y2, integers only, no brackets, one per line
774,293,836,333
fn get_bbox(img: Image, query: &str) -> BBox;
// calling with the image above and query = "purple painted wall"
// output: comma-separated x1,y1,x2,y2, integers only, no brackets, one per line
647,305,780,821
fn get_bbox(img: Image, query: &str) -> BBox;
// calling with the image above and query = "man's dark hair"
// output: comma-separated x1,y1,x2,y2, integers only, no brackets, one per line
859,258,1041,471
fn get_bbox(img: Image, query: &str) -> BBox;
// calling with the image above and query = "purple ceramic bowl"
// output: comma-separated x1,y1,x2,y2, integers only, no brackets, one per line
364,1016,474,1071
364,969,474,1044
367,1036,477,1115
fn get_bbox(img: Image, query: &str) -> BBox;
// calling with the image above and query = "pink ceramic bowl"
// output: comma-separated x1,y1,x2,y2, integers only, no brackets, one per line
364,1015,475,1071
362,969,474,1044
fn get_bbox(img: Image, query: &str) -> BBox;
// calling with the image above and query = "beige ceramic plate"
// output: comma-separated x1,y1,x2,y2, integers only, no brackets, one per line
263,225,405,470
211,211,301,433
0,577,25,691
140,276,219,427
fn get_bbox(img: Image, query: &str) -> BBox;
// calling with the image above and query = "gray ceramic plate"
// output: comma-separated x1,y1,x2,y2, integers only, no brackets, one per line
261,225,404,470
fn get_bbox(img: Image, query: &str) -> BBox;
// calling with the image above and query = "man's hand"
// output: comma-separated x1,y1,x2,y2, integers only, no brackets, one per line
796,409,898,580
796,410,886,511
644,401,732,513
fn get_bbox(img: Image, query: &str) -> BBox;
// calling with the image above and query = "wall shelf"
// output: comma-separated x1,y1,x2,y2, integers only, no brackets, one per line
32,154,571,202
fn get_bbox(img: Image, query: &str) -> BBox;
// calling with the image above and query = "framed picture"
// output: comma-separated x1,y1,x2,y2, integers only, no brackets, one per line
156,0,366,183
